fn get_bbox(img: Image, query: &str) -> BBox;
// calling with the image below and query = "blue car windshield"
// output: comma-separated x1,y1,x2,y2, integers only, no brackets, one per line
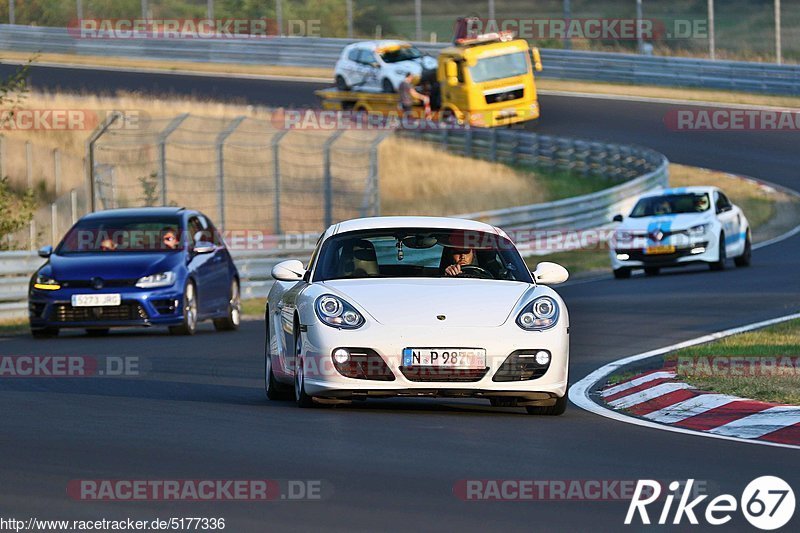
313,228,532,282
56,217,184,254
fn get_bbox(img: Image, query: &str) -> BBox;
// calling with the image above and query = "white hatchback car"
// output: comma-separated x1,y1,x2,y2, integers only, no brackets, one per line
334,40,437,93
265,216,571,415
610,186,751,278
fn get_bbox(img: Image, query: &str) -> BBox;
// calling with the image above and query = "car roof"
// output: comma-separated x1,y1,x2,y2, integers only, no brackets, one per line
640,186,716,199
331,216,503,236
349,40,410,50
81,207,188,220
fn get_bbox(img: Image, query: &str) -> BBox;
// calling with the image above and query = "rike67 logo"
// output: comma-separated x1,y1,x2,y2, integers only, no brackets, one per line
626,477,795,530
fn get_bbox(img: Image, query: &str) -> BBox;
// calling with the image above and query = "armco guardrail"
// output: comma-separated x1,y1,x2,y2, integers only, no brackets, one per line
2,24,799,95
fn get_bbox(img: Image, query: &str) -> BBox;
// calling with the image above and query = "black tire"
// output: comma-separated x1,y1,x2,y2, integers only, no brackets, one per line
85,328,110,336
169,280,198,335
382,78,395,93
294,333,316,408
709,234,726,271
613,268,631,279
734,231,752,267
213,279,241,331
526,395,568,416
31,327,59,339
264,315,293,401
335,75,349,91
644,267,660,276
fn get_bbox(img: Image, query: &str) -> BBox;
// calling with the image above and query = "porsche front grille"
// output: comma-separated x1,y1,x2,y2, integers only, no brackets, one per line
400,367,489,382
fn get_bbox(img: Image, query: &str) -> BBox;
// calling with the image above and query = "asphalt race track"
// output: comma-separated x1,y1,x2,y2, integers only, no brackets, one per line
1,64,799,531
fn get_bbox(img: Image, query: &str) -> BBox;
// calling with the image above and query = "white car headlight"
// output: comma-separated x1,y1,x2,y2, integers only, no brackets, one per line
516,296,559,331
315,295,364,329
135,271,176,289
687,223,711,236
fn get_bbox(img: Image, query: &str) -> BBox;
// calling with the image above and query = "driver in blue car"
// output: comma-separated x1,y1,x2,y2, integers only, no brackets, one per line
444,247,476,276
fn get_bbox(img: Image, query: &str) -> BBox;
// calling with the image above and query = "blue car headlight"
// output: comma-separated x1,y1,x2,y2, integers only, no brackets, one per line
33,272,60,290
315,295,364,329
135,271,176,289
516,296,559,331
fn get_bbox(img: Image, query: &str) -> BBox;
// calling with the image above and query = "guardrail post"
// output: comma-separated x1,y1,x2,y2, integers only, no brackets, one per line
50,202,57,245
53,148,61,195
157,113,189,206
464,128,473,157
25,141,32,188
323,130,345,228
70,188,78,224
85,111,122,213
489,128,498,161
271,130,289,235
0,134,5,178
215,115,245,230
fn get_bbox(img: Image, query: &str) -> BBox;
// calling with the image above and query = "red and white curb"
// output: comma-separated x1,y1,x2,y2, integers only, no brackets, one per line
601,366,800,445
569,312,800,450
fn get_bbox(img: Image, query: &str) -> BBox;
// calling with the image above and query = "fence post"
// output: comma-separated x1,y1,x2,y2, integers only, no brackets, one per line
0,134,5,178
271,130,289,235
323,130,345,228
70,188,78,224
53,148,61,196
157,113,189,206
110,167,117,208
85,111,122,213
362,131,391,217
29,219,36,251
215,116,245,230
51,202,57,245
25,141,32,188
490,128,498,161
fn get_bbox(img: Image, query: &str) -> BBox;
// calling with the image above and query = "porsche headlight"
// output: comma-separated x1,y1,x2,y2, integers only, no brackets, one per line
516,296,559,331
33,272,60,290
688,223,711,236
315,295,364,329
135,271,176,289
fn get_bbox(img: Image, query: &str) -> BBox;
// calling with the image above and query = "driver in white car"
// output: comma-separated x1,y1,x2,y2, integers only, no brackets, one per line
444,248,477,276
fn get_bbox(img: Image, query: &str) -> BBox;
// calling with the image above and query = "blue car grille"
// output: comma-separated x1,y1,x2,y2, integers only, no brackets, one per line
59,279,137,289
52,302,148,322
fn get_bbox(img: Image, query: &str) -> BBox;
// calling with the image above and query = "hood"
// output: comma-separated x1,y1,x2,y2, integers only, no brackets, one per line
321,278,530,327
619,212,713,234
48,252,182,281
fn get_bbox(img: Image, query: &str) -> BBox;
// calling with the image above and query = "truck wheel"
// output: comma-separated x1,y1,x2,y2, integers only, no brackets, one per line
335,75,349,91
382,78,395,93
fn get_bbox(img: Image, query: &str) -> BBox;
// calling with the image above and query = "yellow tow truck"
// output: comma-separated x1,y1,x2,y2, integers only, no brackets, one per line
316,32,543,128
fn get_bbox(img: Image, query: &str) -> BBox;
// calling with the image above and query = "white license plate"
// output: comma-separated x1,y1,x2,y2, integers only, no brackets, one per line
402,348,486,369
71,293,121,307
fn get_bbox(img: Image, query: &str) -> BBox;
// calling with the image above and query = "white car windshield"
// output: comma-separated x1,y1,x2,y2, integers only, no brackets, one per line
468,52,528,83
380,46,422,63
313,228,532,282
630,193,711,217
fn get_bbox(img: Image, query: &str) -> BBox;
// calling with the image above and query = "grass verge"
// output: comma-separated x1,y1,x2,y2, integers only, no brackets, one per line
669,318,800,405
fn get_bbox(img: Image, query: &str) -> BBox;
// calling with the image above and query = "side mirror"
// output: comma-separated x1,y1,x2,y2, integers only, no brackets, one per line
612,214,624,223
193,241,215,254
532,261,569,285
445,60,458,87
38,245,53,258
272,259,306,282
530,47,543,72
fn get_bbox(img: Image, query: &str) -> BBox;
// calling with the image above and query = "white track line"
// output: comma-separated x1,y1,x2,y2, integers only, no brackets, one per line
601,370,676,398
709,406,800,439
643,394,741,424
538,89,798,111
607,382,692,409
568,311,800,450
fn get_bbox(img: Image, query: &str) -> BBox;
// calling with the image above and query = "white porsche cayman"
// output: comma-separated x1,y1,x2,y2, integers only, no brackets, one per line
610,186,752,278
264,216,570,415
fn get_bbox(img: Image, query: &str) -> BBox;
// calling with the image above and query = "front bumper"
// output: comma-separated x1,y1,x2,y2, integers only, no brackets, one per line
291,320,569,400
468,102,540,128
610,239,714,270
29,285,185,329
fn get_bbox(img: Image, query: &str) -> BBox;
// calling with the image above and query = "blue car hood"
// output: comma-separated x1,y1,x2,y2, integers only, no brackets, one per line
48,252,182,280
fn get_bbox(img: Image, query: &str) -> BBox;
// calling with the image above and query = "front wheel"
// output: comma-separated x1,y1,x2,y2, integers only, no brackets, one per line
335,75,349,91
734,231,752,267
169,281,198,335
613,268,631,279
265,349,293,401
526,395,567,416
214,279,241,331
709,234,726,271
382,78,395,93
294,333,316,408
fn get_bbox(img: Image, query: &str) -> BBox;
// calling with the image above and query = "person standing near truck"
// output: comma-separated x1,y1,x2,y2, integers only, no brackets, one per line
399,72,429,116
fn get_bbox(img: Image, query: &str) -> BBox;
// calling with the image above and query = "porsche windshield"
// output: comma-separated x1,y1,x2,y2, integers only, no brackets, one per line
313,228,532,282
56,217,184,253
630,193,711,217
469,52,529,83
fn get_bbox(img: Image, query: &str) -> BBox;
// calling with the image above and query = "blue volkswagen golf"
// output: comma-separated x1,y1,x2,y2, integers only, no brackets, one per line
28,207,241,337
